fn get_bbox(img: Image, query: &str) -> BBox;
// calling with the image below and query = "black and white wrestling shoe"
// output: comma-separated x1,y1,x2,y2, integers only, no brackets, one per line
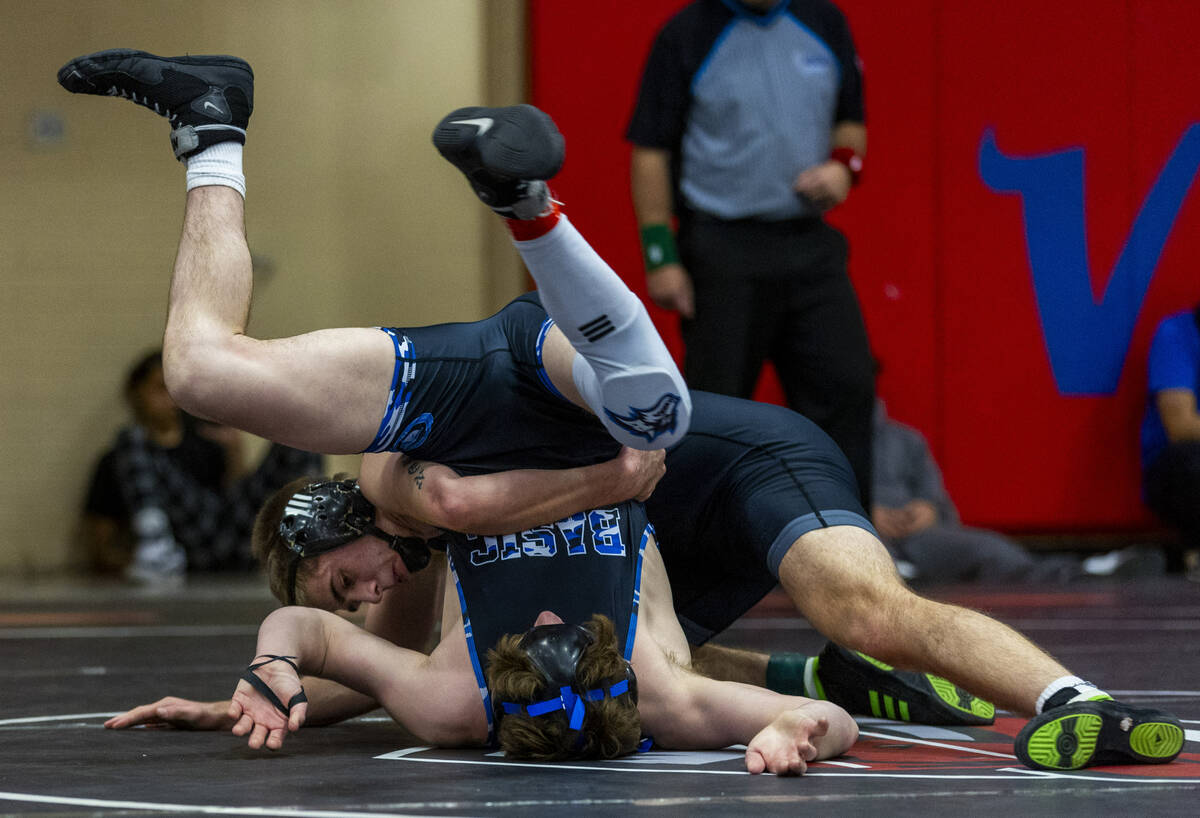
432,104,564,219
58,48,253,160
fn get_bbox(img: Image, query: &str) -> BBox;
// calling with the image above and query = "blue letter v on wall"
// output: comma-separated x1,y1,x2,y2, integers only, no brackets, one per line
979,125,1200,395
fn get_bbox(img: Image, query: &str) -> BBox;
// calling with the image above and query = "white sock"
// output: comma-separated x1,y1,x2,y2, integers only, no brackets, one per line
186,142,246,198
803,657,822,699
1036,675,1111,713
514,215,691,449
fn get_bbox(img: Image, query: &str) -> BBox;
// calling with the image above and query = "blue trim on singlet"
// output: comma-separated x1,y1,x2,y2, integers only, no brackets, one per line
534,317,570,402
622,523,653,661
765,510,876,578
365,328,421,453
447,552,497,743
452,520,649,744
366,328,404,452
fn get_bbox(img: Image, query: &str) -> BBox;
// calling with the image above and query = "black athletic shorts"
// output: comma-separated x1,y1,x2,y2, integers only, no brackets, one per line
648,391,876,644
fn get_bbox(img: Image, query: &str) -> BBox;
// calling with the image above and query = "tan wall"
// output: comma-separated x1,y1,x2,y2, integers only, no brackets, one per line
0,0,527,575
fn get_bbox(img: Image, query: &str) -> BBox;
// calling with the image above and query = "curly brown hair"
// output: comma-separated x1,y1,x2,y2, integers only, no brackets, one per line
251,474,327,606
486,614,641,761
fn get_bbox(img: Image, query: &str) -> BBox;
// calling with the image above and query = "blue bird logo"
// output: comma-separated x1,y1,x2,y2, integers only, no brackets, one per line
603,393,681,443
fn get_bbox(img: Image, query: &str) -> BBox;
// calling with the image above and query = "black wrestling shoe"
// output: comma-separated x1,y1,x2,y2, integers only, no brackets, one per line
432,104,564,219
815,642,996,726
1015,699,1183,771
57,48,253,160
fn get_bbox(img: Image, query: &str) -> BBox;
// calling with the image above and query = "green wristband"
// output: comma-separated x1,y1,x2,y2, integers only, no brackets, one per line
639,223,679,271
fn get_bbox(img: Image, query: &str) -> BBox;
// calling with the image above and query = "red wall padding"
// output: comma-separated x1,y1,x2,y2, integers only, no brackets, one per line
529,0,1200,531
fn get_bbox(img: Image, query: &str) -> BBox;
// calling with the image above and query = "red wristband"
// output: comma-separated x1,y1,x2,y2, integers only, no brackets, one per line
830,147,863,186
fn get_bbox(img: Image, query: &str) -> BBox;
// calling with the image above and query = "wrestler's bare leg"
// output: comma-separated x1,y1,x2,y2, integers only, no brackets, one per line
58,49,396,454
163,185,395,453
780,526,1066,716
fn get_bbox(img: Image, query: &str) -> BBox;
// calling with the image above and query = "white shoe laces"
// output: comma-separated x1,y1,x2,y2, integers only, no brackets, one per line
108,85,176,122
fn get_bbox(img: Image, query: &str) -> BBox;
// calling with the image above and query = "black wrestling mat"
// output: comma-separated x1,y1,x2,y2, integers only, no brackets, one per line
1,576,1198,816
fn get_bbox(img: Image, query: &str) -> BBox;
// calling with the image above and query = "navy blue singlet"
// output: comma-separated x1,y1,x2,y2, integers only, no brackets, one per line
366,294,619,475
443,499,651,742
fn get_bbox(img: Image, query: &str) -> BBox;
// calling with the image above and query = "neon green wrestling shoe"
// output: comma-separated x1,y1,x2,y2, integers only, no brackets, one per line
1015,699,1183,771
811,642,995,726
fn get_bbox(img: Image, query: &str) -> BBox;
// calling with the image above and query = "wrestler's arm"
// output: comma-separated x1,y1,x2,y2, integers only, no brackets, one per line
360,446,664,535
106,556,450,731
634,642,858,775
229,605,483,751
294,553,449,725
104,674,380,732
631,538,857,774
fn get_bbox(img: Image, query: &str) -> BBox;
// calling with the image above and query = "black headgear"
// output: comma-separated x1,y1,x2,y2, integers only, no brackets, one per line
495,623,638,732
278,479,439,606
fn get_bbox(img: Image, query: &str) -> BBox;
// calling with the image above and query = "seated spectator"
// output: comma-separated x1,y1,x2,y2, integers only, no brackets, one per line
872,399,1152,583
79,350,322,583
1141,303,1200,577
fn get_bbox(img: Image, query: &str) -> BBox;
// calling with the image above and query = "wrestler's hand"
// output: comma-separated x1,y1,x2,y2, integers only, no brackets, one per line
228,658,307,750
617,446,667,501
744,708,828,776
105,697,234,731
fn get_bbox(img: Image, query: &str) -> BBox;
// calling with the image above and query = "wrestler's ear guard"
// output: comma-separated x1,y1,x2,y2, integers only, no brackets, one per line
278,479,441,605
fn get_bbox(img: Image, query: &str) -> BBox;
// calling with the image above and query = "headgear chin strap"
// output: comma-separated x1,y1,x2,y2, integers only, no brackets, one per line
278,479,441,605
496,623,638,732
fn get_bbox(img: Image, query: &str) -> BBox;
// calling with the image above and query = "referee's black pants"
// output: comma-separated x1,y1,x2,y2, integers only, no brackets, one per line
679,214,875,506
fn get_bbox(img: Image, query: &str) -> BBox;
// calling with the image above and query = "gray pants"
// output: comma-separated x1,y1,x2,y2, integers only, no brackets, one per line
891,525,1081,583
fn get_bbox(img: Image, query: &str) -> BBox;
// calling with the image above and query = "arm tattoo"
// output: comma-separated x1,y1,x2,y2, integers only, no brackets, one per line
406,460,425,490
